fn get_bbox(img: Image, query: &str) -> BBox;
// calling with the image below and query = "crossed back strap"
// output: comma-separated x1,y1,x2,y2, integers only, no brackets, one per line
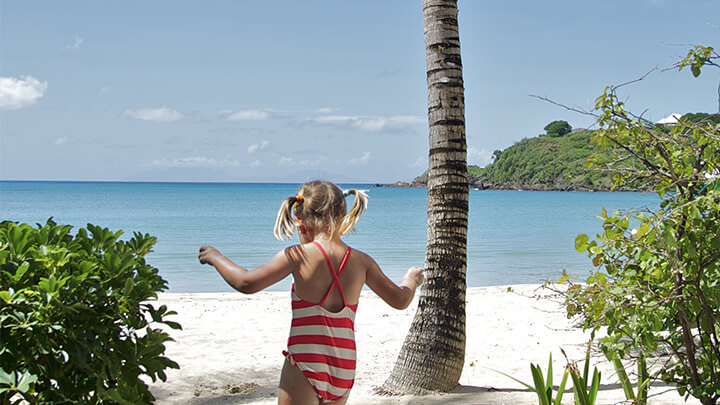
312,241,351,307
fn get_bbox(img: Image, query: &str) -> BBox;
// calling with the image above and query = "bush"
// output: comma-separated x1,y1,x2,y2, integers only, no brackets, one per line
544,120,572,137
565,45,720,405
0,219,180,404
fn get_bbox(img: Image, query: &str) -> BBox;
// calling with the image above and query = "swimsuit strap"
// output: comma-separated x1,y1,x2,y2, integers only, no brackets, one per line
312,241,351,307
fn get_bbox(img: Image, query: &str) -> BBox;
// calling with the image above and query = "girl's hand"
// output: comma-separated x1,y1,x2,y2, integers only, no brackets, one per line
402,266,424,289
199,246,221,265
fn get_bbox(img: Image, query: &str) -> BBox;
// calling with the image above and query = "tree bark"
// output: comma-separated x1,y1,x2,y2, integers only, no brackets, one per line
378,0,468,394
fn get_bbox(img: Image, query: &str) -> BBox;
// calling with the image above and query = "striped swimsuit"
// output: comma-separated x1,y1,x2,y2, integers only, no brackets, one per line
283,241,357,401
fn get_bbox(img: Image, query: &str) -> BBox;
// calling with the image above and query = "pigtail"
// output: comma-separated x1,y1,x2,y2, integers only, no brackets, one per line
273,196,297,240
339,189,368,235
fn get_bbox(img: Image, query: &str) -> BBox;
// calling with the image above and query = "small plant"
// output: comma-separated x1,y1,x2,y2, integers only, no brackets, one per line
491,353,569,405
606,352,650,405
0,219,181,404
562,346,600,405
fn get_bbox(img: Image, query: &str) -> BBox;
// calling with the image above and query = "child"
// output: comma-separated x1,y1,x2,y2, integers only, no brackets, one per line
198,180,424,405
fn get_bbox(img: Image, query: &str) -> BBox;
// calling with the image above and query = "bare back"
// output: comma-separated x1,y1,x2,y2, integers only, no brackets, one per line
291,241,370,312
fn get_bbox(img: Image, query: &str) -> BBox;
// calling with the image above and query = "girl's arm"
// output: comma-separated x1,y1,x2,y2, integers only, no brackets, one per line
199,245,296,293
366,260,424,309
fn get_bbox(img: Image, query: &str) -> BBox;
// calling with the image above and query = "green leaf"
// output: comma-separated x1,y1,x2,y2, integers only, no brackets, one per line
589,369,601,404
15,371,38,392
123,277,135,296
554,368,569,405
691,64,701,77
530,364,550,405
0,368,15,386
484,366,536,391
575,234,590,253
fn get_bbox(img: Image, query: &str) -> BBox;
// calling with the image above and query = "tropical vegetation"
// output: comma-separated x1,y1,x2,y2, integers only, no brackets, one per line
411,123,645,191
0,219,180,404
562,44,720,404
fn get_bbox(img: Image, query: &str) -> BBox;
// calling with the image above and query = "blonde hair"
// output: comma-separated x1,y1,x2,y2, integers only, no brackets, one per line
273,181,368,240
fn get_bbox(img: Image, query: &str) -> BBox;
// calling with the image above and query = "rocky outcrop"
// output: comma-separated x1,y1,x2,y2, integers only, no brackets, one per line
377,174,644,192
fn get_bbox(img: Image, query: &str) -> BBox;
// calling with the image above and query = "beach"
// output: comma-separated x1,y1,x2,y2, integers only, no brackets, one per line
148,285,693,405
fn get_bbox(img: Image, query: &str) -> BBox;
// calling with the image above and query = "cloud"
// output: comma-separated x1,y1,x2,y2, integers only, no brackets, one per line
64,36,84,50
122,106,184,122
0,76,48,110
467,146,493,166
54,136,68,145
251,160,262,168
374,69,406,79
349,152,371,165
278,155,326,167
226,109,271,121
247,140,270,154
303,114,425,132
148,156,240,168
99,85,111,94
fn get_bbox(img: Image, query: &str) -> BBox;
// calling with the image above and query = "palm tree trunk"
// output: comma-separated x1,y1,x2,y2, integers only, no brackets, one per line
378,0,468,394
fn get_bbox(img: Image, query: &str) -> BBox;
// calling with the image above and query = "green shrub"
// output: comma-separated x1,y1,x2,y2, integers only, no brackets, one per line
544,120,572,137
566,45,720,405
0,219,180,404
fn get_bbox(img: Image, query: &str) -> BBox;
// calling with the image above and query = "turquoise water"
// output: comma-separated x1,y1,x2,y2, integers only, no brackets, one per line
0,181,658,292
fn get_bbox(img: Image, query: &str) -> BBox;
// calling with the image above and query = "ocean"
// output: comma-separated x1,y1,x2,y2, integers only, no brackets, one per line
0,181,658,292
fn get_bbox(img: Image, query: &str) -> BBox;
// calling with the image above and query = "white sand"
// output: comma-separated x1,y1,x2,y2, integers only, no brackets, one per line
148,285,696,404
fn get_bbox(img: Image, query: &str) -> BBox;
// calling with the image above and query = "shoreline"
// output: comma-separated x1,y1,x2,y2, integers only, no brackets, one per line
148,285,692,404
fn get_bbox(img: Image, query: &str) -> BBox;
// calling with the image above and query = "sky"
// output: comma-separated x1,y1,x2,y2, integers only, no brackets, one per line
1,1,719,183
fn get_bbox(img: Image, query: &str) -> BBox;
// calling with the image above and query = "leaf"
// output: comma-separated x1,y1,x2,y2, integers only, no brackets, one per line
554,368,569,405
15,371,38,392
530,364,550,405
484,366,536,391
691,64,701,77
164,320,182,330
123,277,135,296
589,369,601,404
0,368,15,386
0,290,11,303
575,234,590,253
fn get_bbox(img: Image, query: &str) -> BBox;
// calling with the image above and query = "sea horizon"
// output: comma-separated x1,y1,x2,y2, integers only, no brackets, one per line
1,181,659,293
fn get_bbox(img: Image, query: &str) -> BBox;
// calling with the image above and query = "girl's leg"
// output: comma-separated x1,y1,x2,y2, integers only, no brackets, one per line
278,357,320,405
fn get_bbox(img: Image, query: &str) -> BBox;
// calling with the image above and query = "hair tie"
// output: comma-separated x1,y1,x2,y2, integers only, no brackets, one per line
293,195,304,210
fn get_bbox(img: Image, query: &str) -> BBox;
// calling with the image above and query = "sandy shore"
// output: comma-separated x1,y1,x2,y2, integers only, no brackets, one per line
148,285,695,404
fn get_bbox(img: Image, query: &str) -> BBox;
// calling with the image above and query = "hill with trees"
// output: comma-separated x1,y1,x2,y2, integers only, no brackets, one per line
469,126,619,191
387,114,718,191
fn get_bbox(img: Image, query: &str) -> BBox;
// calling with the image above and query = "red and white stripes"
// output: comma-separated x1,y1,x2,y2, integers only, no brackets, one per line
284,291,358,401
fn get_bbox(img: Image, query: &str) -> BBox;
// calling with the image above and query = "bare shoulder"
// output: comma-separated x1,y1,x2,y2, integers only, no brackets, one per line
280,244,310,265
348,247,378,268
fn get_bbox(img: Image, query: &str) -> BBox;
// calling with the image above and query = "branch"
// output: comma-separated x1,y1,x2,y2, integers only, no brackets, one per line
528,94,599,119
610,67,659,91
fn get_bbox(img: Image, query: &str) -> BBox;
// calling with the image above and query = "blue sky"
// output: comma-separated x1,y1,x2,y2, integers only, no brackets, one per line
1,1,718,183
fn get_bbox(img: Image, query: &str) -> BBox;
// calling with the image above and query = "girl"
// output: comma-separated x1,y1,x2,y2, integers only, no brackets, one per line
198,180,424,405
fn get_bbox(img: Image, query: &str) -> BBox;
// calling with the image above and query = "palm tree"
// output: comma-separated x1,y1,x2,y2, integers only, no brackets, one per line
379,0,468,394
